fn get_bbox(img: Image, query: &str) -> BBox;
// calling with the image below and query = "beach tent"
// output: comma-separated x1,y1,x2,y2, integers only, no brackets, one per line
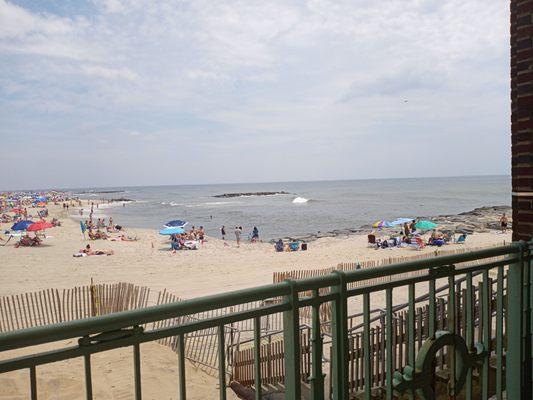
159,227,185,235
390,218,413,226
164,220,188,228
372,220,392,228
415,220,438,230
11,220,34,231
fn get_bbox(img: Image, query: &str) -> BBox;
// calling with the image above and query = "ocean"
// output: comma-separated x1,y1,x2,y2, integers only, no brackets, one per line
70,175,511,241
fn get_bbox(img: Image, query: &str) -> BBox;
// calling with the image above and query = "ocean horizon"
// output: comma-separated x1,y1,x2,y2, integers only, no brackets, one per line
61,175,511,241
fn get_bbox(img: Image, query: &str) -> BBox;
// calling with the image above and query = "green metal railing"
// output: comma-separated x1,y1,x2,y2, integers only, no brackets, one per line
0,242,532,399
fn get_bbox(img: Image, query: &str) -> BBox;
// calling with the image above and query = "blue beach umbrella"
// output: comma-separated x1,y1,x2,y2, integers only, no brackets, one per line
164,220,188,228
390,218,413,226
11,220,34,231
159,227,185,235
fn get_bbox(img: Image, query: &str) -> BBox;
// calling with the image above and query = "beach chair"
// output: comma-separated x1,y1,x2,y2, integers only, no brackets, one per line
455,234,467,244
411,237,425,251
289,242,299,251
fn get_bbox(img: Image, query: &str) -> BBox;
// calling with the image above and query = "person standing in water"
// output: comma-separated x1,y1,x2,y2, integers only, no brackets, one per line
221,226,226,240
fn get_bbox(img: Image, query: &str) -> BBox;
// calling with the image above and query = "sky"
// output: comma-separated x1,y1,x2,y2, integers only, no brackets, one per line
0,0,510,190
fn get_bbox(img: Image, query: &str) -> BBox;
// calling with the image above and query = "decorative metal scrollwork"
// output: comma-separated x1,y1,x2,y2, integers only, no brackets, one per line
393,330,486,400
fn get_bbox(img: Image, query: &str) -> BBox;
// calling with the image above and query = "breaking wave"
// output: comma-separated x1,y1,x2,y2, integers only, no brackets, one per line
292,197,309,204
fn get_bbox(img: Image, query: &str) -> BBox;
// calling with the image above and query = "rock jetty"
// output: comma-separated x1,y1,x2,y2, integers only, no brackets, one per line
213,191,289,198
269,205,511,244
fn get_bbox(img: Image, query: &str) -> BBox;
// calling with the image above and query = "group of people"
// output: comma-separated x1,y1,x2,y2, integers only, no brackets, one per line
220,225,259,247
274,239,301,252
167,226,205,252
371,228,463,250
84,216,123,240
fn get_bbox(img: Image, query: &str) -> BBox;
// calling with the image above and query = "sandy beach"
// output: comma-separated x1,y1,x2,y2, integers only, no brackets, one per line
0,203,512,399
0,204,511,298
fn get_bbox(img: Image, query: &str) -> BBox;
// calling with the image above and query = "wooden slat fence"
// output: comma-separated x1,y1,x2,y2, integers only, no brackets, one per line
0,282,151,332
233,328,312,387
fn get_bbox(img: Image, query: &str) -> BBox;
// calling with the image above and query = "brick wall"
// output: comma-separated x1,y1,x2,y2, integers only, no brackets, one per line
511,0,533,241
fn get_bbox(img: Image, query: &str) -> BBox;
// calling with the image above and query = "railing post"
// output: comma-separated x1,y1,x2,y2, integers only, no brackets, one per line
507,242,527,399
283,280,301,399
331,270,348,400
309,288,325,400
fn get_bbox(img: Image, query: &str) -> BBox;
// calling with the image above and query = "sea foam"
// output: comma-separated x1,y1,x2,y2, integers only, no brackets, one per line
292,197,309,204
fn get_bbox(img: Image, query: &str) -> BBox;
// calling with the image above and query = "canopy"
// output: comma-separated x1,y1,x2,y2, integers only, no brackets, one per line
415,220,438,230
11,220,34,231
372,220,392,228
390,218,413,226
164,220,188,228
27,221,54,232
159,227,185,235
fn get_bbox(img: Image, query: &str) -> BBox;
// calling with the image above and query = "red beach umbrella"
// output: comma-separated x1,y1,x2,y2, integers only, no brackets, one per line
11,208,23,214
27,221,54,232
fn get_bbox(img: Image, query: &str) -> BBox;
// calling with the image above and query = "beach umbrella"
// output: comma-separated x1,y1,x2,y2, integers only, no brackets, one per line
372,220,392,228
11,220,34,231
159,227,185,235
390,218,413,226
415,220,438,230
11,208,23,214
27,221,54,232
164,220,188,228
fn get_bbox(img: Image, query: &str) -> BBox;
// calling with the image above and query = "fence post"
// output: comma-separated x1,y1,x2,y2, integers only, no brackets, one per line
507,242,528,399
331,270,348,400
283,280,301,399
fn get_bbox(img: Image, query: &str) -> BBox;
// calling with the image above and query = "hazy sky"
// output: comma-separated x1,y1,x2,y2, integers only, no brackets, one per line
0,0,510,190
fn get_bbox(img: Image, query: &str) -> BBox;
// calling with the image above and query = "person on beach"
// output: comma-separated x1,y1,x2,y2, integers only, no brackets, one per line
75,244,114,256
198,226,205,243
403,223,410,237
500,213,508,233
234,226,241,247
251,227,259,242
221,226,226,240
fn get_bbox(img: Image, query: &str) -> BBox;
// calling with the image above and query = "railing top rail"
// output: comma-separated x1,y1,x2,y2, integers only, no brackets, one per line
0,243,522,353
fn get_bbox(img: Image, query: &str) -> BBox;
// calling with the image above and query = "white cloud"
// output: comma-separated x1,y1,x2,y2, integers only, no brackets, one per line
82,65,138,81
0,0,510,188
